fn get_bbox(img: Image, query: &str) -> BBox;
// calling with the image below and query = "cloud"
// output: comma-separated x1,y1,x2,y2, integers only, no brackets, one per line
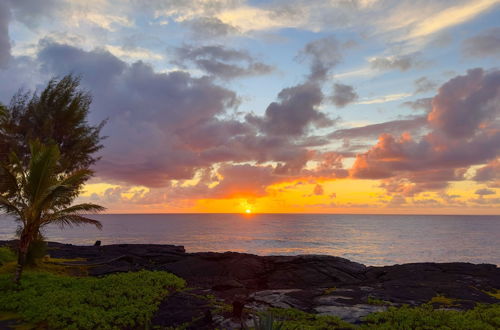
215,5,299,33
404,0,500,40
30,41,343,191
0,55,45,102
468,197,500,205
428,68,500,139
402,97,433,112
475,188,496,196
351,68,500,195
351,129,499,182
462,27,500,58
357,93,412,105
37,41,241,187
313,184,324,195
369,52,423,72
329,116,427,140
247,82,332,137
380,169,466,197
298,36,343,81
0,1,12,68
474,159,500,187
185,16,239,38
414,77,437,94
38,41,127,88
105,45,164,61
210,164,278,198
331,83,358,107
173,44,274,80
7,0,63,28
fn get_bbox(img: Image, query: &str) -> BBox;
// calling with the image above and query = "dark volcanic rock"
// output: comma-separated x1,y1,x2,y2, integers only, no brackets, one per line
151,290,215,329
1,240,499,325
364,262,500,307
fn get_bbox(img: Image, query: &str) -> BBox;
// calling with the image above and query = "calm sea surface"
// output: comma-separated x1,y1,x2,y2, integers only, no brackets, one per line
1,214,499,266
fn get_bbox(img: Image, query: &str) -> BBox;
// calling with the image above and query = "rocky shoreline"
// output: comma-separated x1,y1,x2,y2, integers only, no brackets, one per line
1,241,499,328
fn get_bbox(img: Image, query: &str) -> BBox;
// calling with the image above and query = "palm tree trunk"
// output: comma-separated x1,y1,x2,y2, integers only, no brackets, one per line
14,233,30,285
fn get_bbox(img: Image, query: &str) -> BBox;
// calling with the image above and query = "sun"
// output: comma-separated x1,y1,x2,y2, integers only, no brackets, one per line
245,209,252,214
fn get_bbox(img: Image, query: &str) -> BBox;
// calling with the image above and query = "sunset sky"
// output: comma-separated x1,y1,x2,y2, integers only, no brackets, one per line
0,0,499,214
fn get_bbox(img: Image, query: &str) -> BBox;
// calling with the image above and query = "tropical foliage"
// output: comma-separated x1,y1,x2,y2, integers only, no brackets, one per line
0,246,16,266
256,307,355,329
0,141,104,283
361,303,500,329
254,305,500,330
0,270,186,329
0,75,105,175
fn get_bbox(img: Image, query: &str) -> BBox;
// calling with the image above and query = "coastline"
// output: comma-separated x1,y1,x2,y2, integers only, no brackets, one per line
2,240,499,328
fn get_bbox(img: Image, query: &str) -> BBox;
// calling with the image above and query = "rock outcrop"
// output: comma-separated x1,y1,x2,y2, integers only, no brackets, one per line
1,240,499,328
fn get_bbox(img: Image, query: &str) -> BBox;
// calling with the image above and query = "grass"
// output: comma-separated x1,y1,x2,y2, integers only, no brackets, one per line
0,245,90,276
253,304,500,330
2,246,499,329
361,303,500,329
0,270,185,329
484,289,500,300
258,307,356,329
366,296,391,306
323,287,336,295
0,246,16,265
429,294,459,306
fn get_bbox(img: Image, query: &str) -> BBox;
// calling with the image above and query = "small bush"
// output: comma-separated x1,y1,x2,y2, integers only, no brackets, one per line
0,270,186,329
251,312,284,330
0,247,16,265
259,307,355,329
429,294,458,306
367,296,390,306
484,289,500,300
361,303,500,330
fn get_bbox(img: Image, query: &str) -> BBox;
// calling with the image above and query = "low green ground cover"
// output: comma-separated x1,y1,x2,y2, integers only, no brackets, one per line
361,303,500,329
257,307,356,329
0,270,185,329
1,245,499,329
0,247,16,265
252,304,500,330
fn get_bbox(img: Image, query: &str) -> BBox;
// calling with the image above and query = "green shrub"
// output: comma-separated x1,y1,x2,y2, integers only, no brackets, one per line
26,238,48,266
361,303,500,330
484,289,500,300
259,308,355,329
0,247,16,265
251,312,284,330
367,296,390,306
429,294,458,306
0,270,185,329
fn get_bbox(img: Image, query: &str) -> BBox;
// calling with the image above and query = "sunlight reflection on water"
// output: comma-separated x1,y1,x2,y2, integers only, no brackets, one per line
1,213,499,266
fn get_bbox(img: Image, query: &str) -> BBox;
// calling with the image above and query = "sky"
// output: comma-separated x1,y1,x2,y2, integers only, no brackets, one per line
0,0,499,214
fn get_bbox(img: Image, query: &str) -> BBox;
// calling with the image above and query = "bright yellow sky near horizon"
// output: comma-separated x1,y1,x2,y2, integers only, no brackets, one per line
80,176,499,215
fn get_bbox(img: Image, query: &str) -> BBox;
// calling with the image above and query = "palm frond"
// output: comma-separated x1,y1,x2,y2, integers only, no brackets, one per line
26,142,59,204
0,196,23,219
0,163,20,198
47,214,103,230
37,169,92,210
42,203,105,228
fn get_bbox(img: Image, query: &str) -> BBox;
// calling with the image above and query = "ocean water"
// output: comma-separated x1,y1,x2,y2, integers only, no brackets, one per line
1,213,499,266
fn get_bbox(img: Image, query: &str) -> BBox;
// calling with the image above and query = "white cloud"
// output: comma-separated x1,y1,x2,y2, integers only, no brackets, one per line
105,45,164,61
357,93,412,105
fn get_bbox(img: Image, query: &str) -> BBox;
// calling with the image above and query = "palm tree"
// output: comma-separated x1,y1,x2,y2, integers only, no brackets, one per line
0,141,105,284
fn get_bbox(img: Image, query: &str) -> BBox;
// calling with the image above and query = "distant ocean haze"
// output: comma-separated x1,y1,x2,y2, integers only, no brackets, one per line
1,213,499,266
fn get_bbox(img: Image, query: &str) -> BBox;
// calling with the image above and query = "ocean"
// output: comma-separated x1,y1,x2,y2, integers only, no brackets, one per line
1,213,499,266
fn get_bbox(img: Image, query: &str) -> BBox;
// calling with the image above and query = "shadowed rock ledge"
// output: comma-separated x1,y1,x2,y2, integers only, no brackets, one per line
2,241,499,328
